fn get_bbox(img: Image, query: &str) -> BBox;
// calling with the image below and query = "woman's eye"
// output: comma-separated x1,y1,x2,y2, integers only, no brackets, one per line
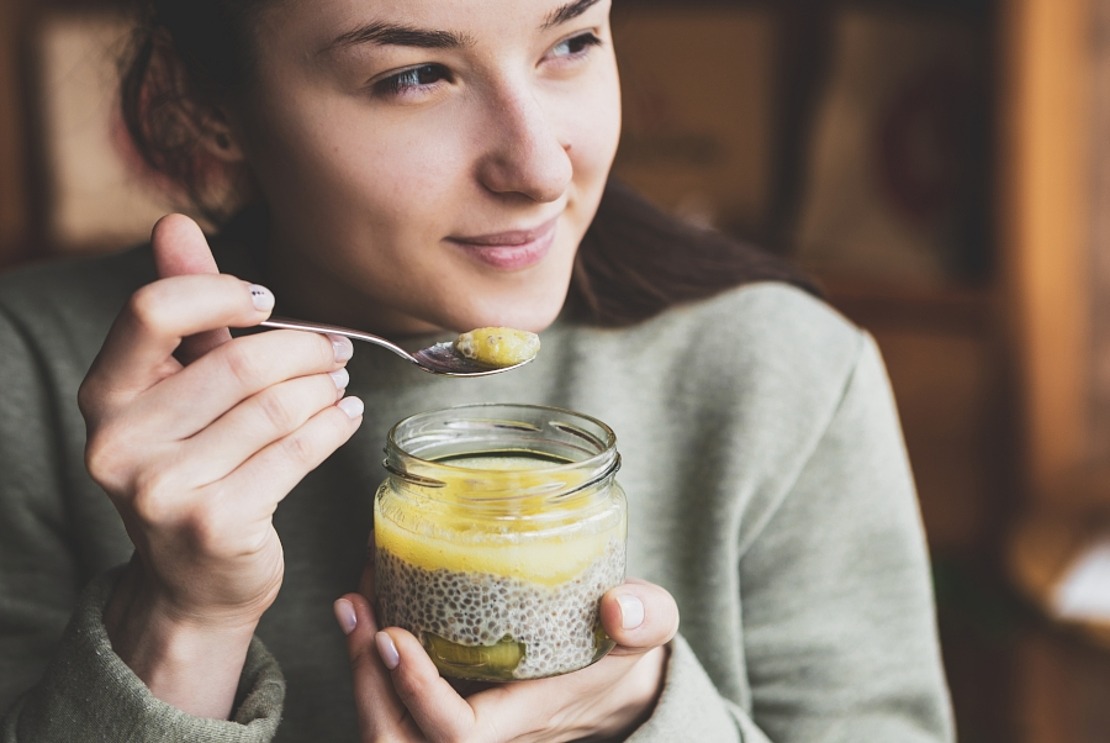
374,64,451,97
549,32,603,61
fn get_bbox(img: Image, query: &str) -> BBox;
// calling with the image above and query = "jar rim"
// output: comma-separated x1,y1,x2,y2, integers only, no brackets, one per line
383,402,620,495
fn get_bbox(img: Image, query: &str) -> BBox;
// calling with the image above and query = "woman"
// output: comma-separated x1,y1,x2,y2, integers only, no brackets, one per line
0,0,955,740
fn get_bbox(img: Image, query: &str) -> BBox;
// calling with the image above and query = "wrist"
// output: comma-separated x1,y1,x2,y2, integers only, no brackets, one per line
104,561,260,720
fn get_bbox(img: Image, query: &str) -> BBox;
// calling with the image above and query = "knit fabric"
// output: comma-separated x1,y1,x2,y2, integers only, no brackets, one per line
0,240,954,741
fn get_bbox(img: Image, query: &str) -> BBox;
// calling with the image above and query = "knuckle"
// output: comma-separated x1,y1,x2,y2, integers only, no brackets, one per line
255,387,299,433
84,422,132,490
76,376,100,418
278,429,319,467
130,468,184,527
180,503,226,554
220,341,265,388
82,430,112,480
184,485,267,559
126,283,171,332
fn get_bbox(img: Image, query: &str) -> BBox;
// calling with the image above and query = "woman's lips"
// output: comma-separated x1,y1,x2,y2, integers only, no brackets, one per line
448,217,558,270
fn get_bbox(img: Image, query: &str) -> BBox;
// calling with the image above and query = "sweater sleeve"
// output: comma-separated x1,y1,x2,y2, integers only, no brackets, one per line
0,305,286,741
627,635,770,743
2,569,285,743
632,333,954,742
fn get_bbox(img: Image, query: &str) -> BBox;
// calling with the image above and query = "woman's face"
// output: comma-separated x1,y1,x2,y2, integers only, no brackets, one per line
228,0,621,336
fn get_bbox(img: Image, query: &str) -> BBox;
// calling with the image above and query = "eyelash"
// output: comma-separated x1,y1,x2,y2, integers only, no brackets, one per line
549,31,604,62
373,64,453,98
371,31,605,100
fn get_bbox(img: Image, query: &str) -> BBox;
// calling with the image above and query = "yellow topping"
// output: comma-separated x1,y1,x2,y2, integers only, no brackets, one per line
454,327,540,367
375,455,623,585
375,515,615,586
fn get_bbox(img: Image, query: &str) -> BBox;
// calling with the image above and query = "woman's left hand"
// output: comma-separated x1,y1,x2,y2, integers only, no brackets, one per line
335,569,679,742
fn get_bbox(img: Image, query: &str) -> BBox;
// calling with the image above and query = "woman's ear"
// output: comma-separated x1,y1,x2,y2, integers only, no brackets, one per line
145,29,245,163
197,110,245,162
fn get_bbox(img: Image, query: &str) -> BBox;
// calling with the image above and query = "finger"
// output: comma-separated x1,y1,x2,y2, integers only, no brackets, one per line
375,627,478,741
85,274,273,408
338,592,419,740
151,213,234,363
598,579,680,655
181,369,350,484
127,328,353,441
215,396,364,516
353,551,487,740
134,396,362,546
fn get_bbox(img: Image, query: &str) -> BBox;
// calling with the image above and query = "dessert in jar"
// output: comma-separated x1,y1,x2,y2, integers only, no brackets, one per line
374,403,627,682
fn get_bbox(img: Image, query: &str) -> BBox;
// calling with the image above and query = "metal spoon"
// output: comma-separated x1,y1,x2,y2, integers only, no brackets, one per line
259,317,534,377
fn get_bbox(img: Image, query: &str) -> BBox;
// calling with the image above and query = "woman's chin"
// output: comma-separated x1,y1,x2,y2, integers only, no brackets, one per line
449,289,567,335
467,304,564,335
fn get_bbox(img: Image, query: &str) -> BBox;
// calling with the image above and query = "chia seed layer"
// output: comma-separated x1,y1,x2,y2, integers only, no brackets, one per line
375,539,625,680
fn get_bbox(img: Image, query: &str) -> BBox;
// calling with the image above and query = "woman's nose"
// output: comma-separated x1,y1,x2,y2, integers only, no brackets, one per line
475,89,573,203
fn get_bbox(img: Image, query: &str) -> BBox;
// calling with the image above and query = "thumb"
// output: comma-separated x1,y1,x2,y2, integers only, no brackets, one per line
151,213,233,363
599,578,680,655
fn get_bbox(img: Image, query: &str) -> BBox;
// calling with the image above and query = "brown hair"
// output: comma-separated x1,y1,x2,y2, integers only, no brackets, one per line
118,0,264,223
572,180,817,326
119,1,817,327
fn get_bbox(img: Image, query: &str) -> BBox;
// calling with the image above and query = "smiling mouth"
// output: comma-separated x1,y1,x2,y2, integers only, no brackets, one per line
448,217,559,271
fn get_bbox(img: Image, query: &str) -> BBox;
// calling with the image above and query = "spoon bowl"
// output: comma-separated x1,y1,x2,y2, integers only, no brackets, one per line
259,317,535,376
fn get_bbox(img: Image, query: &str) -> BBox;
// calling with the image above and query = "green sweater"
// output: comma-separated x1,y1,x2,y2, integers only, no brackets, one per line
0,242,954,742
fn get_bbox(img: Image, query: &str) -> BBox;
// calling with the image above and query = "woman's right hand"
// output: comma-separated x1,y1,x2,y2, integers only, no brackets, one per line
77,214,364,718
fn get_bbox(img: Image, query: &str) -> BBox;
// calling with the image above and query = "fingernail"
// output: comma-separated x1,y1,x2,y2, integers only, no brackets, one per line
333,598,357,636
329,368,350,391
329,334,354,362
617,594,645,630
248,284,275,312
337,396,364,419
375,631,400,670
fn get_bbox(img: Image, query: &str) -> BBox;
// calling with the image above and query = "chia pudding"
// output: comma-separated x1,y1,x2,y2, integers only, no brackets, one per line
375,537,625,680
375,406,628,682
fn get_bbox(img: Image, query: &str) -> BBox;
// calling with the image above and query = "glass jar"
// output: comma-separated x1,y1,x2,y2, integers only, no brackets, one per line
374,402,627,682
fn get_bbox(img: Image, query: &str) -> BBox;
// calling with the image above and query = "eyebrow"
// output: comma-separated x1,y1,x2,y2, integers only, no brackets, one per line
322,23,475,55
323,0,603,55
543,0,603,30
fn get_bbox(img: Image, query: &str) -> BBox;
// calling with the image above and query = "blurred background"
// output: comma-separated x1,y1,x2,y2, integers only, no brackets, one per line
2,0,1110,740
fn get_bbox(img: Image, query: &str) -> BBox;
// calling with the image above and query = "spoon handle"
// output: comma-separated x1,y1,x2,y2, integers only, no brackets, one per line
259,317,415,362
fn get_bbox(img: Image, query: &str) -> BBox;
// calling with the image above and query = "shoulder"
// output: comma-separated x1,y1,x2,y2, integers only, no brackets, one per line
586,281,867,396
664,281,863,365
552,281,876,440
0,246,156,364
652,282,869,415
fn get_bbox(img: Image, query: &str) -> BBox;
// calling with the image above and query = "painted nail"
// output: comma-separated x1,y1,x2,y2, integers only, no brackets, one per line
328,334,354,362
333,598,357,636
617,594,645,630
375,631,400,670
248,284,275,312
337,396,364,419
329,368,350,390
